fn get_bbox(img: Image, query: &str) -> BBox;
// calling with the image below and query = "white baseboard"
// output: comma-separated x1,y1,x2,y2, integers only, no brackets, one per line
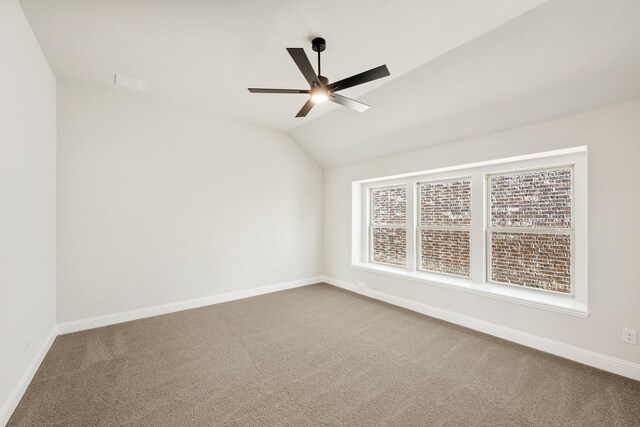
322,276,640,382
5,276,635,427
58,276,324,334
0,325,58,427
2,277,322,424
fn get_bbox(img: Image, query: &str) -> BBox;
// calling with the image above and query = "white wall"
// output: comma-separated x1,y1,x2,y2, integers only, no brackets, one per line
56,82,323,323
324,99,640,365
0,0,57,419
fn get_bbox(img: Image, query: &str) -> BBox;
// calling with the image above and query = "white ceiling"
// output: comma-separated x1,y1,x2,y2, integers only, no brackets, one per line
290,0,640,168
19,0,640,169
19,0,547,133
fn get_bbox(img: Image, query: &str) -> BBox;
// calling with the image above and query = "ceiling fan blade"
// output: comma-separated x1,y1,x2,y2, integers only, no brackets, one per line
248,88,309,94
287,48,321,87
328,64,390,92
295,98,314,118
329,93,369,113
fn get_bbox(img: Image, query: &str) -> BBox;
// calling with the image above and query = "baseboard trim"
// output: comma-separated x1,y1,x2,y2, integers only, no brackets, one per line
58,276,324,334
322,276,640,381
0,325,58,427
2,277,323,424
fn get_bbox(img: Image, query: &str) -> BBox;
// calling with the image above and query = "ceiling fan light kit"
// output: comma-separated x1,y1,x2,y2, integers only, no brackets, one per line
248,37,390,117
310,87,329,103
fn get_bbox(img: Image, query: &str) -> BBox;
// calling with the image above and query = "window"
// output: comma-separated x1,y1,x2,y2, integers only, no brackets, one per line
418,179,471,277
488,168,573,294
353,148,587,316
369,185,407,267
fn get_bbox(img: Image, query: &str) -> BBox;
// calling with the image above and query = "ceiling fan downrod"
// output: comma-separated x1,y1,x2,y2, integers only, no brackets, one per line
312,37,326,85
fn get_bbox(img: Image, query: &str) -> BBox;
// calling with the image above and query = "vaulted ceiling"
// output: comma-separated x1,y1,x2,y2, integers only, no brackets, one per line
290,0,640,167
19,0,640,168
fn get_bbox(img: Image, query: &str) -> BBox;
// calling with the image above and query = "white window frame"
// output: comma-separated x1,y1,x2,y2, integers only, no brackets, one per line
368,183,408,267
486,165,575,296
417,177,472,278
352,147,588,317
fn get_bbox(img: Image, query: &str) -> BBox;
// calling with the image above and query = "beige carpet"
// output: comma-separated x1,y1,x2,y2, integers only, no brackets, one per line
9,283,640,426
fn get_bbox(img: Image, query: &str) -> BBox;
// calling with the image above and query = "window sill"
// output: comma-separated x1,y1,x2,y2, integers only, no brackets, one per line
351,263,589,318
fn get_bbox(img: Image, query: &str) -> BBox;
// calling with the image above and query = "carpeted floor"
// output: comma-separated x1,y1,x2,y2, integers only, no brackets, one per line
8,283,640,426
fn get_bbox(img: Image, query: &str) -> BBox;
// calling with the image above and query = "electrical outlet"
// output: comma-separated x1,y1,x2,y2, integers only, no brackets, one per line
229,275,238,285
622,328,637,345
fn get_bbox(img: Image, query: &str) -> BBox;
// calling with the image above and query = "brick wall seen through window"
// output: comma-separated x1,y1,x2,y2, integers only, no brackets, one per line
370,186,406,267
489,168,573,293
419,179,471,277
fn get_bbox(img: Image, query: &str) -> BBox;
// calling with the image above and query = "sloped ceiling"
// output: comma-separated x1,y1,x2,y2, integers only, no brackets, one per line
19,0,547,132
19,0,640,169
290,0,640,168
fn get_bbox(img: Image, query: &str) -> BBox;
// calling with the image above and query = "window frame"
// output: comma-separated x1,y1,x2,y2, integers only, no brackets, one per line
417,176,472,279
486,164,576,296
367,182,408,268
353,147,588,317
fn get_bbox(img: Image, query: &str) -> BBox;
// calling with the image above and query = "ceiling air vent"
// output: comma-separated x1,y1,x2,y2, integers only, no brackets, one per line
114,73,149,92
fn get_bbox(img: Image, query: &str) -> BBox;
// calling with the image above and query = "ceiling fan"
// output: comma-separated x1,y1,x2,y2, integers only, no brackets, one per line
248,37,390,118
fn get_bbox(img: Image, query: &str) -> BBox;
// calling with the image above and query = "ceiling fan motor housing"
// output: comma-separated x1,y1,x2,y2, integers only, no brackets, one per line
311,37,326,52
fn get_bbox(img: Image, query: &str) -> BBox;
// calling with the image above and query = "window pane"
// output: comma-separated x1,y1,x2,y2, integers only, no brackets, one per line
420,179,471,226
420,230,470,277
371,227,406,267
371,186,406,225
490,169,572,228
491,232,571,293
